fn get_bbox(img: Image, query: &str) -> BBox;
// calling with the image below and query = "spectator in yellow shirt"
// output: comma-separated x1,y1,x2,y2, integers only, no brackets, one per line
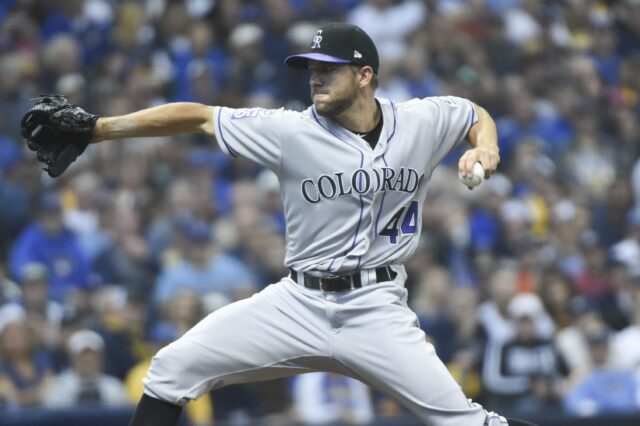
125,322,213,426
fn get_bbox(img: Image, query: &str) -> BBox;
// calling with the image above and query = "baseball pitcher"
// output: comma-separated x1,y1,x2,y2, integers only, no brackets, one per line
21,23,536,426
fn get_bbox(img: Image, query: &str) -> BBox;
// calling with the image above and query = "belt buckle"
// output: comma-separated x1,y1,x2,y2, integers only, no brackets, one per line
319,276,351,292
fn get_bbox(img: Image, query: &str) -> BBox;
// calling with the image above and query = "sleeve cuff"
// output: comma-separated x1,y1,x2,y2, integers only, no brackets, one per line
213,106,238,158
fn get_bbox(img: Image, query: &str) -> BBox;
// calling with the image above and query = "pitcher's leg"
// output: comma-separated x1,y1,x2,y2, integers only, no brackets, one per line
144,282,331,406
339,334,488,425
129,394,183,426
335,284,500,426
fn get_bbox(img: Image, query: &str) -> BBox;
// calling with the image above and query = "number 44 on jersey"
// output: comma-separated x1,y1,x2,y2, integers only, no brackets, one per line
379,201,419,244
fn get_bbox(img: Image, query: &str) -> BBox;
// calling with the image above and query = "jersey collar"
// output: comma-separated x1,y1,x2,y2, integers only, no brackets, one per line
310,97,395,154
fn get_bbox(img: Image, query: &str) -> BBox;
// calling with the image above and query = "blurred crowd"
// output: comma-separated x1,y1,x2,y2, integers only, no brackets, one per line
0,0,639,424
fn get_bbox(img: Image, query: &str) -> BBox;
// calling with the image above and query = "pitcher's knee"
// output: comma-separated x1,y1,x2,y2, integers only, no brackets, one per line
143,342,203,406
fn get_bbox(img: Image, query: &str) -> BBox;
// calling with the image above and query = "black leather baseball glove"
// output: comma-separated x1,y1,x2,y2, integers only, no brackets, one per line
21,95,99,178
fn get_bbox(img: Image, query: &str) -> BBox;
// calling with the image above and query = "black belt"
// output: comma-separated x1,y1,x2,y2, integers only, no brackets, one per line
289,266,397,292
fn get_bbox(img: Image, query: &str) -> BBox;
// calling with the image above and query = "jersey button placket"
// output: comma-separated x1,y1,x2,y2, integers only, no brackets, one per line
369,154,384,246
358,153,376,264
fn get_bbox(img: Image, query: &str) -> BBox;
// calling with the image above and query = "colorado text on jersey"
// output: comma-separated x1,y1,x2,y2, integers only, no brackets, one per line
300,167,424,204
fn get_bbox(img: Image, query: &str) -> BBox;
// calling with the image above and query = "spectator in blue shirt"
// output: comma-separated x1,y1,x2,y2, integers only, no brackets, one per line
9,193,91,303
564,327,640,416
154,220,255,305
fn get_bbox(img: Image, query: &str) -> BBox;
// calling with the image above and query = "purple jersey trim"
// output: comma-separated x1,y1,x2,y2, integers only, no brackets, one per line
312,106,365,272
387,101,398,142
374,101,398,235
374,191,387,235
327,257,336,273
217,107,239,158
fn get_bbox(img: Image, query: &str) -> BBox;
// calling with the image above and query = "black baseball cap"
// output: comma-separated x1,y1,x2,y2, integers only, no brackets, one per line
285,23,379,73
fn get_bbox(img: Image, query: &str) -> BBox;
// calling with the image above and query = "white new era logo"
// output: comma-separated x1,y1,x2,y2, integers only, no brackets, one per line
353,50,362,58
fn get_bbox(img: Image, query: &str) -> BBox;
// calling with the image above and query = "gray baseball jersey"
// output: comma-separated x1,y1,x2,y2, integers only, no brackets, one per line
213,96,477,275
143,96,509,426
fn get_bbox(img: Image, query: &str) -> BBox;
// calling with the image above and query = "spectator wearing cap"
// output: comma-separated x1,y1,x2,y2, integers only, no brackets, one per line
9,193,91,303
42,329,128,407
481,293,566,416
0,318,54,408
125,322,213,426
153,220,255,305
478,265,555,345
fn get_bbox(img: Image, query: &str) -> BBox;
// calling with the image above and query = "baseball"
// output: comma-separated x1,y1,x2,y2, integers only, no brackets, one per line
459,162,485,187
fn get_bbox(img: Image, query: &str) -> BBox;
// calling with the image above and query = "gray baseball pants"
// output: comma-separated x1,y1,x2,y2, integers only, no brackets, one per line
143,275,494,426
